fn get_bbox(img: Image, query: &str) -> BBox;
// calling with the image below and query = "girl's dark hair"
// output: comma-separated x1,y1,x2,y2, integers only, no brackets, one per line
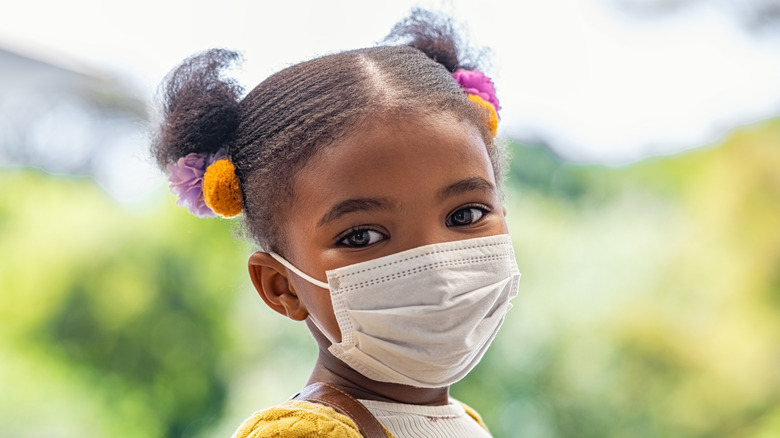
152,8,504,253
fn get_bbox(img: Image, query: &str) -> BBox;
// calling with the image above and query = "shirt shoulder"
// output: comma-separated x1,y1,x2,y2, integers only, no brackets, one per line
457,400,489,431
230,400,363,438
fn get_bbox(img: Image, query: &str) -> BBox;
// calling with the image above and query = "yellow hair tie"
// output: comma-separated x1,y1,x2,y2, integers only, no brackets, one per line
467,94,498,138
203,159,243,218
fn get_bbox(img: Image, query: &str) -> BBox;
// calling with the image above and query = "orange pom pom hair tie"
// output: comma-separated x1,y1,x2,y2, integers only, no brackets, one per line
451,68,500,138
166,147,243,218
203,158,243,218
467,94,499,137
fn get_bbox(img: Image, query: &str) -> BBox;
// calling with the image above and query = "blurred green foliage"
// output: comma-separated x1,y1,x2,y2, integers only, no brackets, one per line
456,120,780,437
1,120,779,437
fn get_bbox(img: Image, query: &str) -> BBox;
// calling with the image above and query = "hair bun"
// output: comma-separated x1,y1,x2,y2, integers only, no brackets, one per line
153,49,243,167
383,8,481,72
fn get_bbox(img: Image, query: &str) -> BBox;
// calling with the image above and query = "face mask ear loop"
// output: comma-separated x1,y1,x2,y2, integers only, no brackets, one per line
268,252,331,290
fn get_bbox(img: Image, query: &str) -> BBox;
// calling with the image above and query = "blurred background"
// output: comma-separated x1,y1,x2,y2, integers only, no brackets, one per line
1,0,779,437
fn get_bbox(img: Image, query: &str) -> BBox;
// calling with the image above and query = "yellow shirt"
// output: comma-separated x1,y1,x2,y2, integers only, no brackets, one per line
231,399,488,438
231,400,376,438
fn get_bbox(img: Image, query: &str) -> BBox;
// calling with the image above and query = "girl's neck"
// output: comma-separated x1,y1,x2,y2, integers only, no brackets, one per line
305,323,450,406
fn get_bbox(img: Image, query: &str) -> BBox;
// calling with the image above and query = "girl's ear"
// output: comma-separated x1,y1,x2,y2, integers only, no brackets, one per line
248,252,309,321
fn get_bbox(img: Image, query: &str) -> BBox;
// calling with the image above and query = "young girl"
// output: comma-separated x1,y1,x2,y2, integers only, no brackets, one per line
153,9,520,437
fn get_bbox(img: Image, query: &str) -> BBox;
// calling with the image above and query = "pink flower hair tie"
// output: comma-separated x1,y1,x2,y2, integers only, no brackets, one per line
451,68,501,115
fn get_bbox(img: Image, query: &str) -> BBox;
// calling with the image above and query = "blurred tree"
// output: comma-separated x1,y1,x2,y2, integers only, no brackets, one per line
0,170,255,437
455,120,780,437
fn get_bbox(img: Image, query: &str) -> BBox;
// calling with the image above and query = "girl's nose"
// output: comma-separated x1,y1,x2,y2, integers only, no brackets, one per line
401,223,460,251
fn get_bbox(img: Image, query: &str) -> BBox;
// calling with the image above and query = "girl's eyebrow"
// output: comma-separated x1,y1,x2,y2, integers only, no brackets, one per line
318,198,396,227
436,176,496,201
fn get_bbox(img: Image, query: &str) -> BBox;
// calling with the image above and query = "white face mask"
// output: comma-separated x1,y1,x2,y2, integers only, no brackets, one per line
270,234,521,388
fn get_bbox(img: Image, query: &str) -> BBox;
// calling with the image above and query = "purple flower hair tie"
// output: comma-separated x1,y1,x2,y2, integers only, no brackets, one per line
452,68,501,114
166,148,227,217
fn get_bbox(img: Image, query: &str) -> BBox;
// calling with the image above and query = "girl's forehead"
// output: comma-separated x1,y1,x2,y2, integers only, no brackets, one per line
329,112,487,162
290,114,495,206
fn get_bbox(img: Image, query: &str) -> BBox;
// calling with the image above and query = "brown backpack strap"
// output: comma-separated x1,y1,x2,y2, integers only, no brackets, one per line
292,382,390,438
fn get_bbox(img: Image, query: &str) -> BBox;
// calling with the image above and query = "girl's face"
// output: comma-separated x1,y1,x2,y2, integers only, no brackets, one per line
280,113,508,341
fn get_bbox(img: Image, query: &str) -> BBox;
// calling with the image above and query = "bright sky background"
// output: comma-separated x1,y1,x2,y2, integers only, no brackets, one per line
3,0,780,165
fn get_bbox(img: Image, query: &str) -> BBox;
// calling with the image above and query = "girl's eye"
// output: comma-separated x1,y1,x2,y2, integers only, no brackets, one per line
337,228,387,248
446,205,488,227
